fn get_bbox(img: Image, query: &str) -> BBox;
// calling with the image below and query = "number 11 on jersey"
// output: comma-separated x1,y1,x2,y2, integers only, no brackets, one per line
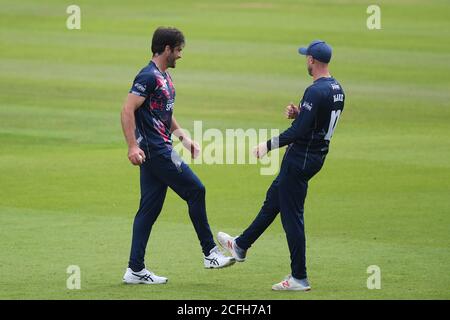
324,110,341,141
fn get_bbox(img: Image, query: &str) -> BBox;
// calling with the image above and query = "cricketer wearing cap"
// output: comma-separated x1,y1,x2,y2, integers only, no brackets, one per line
218,40,345,291
120,27,235,285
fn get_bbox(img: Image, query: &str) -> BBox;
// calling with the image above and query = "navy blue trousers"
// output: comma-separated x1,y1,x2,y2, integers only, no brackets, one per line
128,152,215,272
236,151,324,280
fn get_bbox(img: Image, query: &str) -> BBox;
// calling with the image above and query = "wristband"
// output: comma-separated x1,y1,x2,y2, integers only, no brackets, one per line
266,140,272,151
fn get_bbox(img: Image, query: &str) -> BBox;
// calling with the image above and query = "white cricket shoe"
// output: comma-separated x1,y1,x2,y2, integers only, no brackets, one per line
123,268,168,284
204,246,236,269
271,275,311,291
217,231,246,262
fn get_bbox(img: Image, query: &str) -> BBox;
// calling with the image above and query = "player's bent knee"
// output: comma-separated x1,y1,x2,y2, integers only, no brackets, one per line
184,181,206,201
194,182,206,195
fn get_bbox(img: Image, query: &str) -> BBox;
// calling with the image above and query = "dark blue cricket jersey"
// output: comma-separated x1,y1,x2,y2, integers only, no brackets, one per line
129,61,176,156
271,77,345,162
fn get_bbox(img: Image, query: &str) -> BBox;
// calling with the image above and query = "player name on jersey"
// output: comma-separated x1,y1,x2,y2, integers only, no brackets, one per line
333,94,344,102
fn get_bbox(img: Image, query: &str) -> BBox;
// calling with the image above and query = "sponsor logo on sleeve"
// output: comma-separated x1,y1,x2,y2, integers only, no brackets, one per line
331,83,341,90
302,101,313,111
134,83,146,93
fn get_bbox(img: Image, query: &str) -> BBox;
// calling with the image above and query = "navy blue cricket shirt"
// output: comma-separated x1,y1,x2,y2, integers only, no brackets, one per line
269,77,345,162
129,61,176,156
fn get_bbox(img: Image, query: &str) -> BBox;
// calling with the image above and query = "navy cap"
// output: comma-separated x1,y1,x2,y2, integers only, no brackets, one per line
298,40,332,63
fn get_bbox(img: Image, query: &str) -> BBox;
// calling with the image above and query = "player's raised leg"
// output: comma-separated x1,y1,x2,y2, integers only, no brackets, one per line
151,152,235,269
218,176,281,262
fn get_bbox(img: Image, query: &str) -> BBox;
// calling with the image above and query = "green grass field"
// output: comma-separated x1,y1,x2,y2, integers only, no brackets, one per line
1,0,449,300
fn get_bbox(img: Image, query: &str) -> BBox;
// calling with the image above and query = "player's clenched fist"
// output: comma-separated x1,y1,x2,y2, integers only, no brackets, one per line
285,103,299,119
128,146,146,165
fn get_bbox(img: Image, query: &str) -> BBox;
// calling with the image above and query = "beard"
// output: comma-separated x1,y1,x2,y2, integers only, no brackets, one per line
167,55,176,68
307,64,313,76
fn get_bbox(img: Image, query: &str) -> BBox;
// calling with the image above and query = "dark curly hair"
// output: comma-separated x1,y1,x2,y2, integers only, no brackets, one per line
151,27,185,55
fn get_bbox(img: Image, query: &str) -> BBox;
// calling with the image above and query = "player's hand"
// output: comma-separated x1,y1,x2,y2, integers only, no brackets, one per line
253,142,268,159
181,137,201,159
128,146,146,166
190,140,201,159
285,103,299,119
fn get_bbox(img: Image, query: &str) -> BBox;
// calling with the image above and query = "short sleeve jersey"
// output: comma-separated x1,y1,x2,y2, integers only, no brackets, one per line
129,61,176,156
